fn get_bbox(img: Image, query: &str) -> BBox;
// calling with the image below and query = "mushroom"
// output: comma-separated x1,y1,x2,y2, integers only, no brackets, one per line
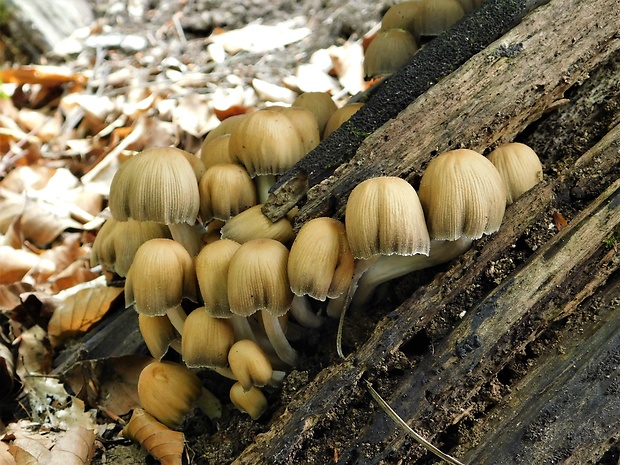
220,204,295,245
229,382,268,420
364,29,418,79
292,92,338,136
228,339,274,391
200,133,235,169
227,238,298,366
182,307,235,369
138,314,180,360
415,0,465,38
380,1,422,39
269,106,321,154
486,142,543,204
137,360,221,429
90,218,171,277
323,103,364,139
198,163,257,222
108,146,204,256
125,238,198,335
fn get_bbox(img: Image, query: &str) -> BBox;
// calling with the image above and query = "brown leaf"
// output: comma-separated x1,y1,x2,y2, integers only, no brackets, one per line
0,282,33,312
47,278,123,347
0,247,44,285
0,66,86,88
99,355,153,416
15,326,52,378
553,210,568,231
0,343,15,400
0,442,17,465
8,441,44,465
122,409,185,465
47,427,96,465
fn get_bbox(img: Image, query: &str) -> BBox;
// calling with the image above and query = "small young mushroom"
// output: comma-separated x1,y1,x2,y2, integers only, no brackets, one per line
182,307,235,369
229,382,268,420
364,29,418,79
137,360,221,429
198,163,257,222
220,204,295,246
486,142,543,204
292,92,338,136
200,133,235,168
138,314,180,360
125,238,198,335
323,103,364,139
415,0,465,38
228,339,274,391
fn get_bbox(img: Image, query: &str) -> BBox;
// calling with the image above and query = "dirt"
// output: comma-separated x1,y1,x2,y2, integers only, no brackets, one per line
15,0,618,464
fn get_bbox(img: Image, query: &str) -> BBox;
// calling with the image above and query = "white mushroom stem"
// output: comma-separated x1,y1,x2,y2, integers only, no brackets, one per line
195,387,222,420
166,304,187,337
350,238,474,309
168,223,203,257
260,310,298,366
231,315,258,343
254,174,277,204
290,295,324,329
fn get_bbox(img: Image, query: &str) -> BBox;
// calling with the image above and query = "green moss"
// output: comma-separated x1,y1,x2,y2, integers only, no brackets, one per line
603,225,620,249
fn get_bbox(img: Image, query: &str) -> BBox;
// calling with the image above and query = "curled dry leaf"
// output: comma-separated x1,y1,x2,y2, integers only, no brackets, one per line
0,282,33,311
47,278,123,347
47,427,96,465
0,247,45,285
7,445,37,465
122,408,185,465
0,342,15,400
0,442,17,465
9,436,49,464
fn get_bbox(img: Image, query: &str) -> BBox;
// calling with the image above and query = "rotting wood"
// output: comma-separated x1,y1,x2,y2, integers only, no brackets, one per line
231,115,620,464
263,0,620,226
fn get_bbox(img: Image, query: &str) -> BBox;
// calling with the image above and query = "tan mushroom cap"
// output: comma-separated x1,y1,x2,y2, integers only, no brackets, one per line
416,0,465,37
380,1,423,38
125,238,198,317
345,176,431,260
418,149,506,241
220,204,295,245
364,29,418,79
292,92,338,135
109,147,202,225
229,382,268,420
227,238,293,317
199,163,257,222
228,339,273,391
137,360,202,429
138,314,179,360
270,106,321,154
182,308,235,369
288,217,354,301
195,239,241,318
323,103,364,139
202,113,245,146
486,142,543,204
200,133,235,169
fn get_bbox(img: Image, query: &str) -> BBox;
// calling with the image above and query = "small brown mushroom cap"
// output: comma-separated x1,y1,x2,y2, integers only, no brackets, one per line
200,133,235,169
364,29,419,79
198,163,257,222
418,149,506,241
125,238,198,317
416,0,465,37
345,176,431,260
182,308,235,368
195,239,241,318
292,92,338,136
270,106,321,154
229,382,268,420
202,113,245,146
323,103,364,139
288,217,354,301
138,314,179,360
486,142,543,204
227,238,293,317
380,1,423,37
137,360,202,429
228,339,273,391
220,204,295,245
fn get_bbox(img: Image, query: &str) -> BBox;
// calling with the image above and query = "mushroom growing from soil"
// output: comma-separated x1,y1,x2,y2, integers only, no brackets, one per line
364,29,419,79
229,382,268,420
108,146,204,256
486,142,543,204
228,339,274,391
182,307,235,369
137,360,221,429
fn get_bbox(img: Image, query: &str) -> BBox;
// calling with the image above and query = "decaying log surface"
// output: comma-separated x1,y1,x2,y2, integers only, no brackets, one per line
263,0,620,225
232,102,620,465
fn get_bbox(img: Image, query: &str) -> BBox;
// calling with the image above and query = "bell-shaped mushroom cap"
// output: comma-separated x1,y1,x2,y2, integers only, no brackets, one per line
202,113,245,146
137,360,202,429
418,149,506,241
380,1,423,37
220,204,296,245
364,29,418,79
229,382,268,420
91,218,171,277
323,103,364,139
109,147,201,225
486,142,543,204
125,238,198,316
182,307,235,368
228,109,307,177
345,176,431,260
269,106,321,154
416,0,465,37
288,217,355,301
292,92,338,135
200,133,235,169
199,163,257,222
227,238,293,317
228,339,273,391
138,314,179,360
195,239,241,318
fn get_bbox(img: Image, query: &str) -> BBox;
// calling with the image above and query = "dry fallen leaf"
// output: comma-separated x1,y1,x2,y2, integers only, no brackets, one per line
122,408,185,465
47,427,96,465
0,442,17,465
209,22,310,53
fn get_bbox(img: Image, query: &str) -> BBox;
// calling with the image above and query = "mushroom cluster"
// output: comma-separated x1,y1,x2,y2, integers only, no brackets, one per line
92,90,543,423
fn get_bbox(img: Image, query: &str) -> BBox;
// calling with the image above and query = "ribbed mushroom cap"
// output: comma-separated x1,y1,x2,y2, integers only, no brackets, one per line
486,142,543,204
220,204,295,245
227,238,293,317
288,217,354,301
416,0,465,37
202,113,245,146
91,218,171,277
418,149,506,241
200,133,235,169
195,239,241,318
125,238,198,316
228,339,273,391
229,382,268,420
269,106,321,154
292,92,338,136
345,176,431,260
323,103,364,139
380,1,423,37
364,29,418,79
228,109,307,177
109,147,201,225
138,314,179,360
199,163,257,222
137,360,202,429
182,307,235,368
